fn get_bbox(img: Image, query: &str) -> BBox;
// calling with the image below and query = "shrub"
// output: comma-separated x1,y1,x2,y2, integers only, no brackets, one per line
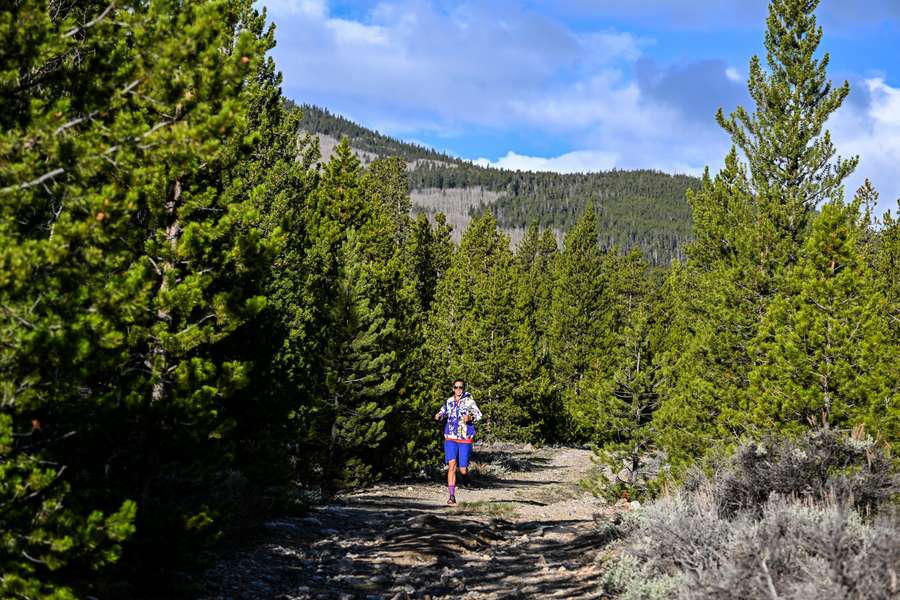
601,430,900,600
707,428,898,518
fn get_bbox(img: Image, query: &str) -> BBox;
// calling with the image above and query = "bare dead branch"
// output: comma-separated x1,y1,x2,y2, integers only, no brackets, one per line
21,550,48,565
63,3,116,38
760,556,780,600
54,110,99,136
0,168,66,194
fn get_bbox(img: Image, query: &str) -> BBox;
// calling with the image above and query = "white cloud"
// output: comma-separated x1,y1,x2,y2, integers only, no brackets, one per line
266,0,643,128
263,0,326,18
261,1,897,215
474,150,620,173
868,78,900,126
325,19,388,46
830,77,900,215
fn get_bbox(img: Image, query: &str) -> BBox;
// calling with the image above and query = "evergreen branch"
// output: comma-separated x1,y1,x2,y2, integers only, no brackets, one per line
3,114,176,195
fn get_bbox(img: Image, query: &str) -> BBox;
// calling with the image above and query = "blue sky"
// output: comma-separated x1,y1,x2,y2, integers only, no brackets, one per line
259,0,900,215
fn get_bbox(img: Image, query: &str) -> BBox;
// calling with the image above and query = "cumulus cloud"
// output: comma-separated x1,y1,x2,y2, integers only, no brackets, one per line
261,0,643,130
264,0,326,18
259,0,897,214
474,150,619,173
830,78,900,215
536,0,900,31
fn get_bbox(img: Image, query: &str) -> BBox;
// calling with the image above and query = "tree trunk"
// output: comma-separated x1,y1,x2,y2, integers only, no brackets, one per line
150,178,182,404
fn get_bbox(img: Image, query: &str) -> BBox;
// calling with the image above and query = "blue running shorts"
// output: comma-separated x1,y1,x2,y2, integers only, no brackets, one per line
444,440,472,467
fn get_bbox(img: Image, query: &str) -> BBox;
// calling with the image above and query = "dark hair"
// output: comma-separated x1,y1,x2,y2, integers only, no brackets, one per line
453,379,465,388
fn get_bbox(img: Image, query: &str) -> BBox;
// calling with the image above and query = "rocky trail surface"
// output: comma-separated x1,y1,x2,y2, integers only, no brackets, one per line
198,443,624,599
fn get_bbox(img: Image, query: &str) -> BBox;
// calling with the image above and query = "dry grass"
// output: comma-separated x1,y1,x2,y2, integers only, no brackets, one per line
600,430,900,600
454,501,517,519
529,483,582,504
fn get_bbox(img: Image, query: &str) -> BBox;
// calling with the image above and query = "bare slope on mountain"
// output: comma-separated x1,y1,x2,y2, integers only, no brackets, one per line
293,102,699,264
199,443,627,599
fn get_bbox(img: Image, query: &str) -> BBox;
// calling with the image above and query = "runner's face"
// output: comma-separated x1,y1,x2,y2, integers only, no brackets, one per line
453,383,464,398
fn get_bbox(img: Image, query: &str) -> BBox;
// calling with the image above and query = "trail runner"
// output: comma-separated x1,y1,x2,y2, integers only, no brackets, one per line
434,379,482,505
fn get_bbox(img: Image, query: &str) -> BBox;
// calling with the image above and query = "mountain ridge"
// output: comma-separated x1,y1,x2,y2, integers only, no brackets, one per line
290,101,699,264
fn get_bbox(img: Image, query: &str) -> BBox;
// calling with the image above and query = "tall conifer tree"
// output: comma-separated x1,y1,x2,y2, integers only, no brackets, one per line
321,234,398,493
655,0,857,462
0,0,295,589
549,205,616,441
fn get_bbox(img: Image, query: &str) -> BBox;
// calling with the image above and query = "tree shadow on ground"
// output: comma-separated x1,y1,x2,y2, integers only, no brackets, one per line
196,476,619,599
196,446,613,599
289,494,620,599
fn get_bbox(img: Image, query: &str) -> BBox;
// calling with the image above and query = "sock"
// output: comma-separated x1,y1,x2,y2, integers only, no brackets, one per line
449,485,456,497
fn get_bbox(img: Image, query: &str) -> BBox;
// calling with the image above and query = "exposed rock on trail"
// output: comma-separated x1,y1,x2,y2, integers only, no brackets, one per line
199,443,623,599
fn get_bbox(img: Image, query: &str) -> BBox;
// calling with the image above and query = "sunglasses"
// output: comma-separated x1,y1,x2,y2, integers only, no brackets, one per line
453,385,464,389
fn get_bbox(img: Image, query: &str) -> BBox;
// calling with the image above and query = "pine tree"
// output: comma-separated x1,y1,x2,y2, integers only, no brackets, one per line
717,0,857,265
654,154,760,457
0,0,293,589
365,156,411,245
549,204,616,441
503,224,560,442
321,234,399,493
654,0,858,463
390,212,458,468
533,229,560,363
748,199,899,438
516,222,541,273
874,201,900,345
408,214,440,313
585,250,666,494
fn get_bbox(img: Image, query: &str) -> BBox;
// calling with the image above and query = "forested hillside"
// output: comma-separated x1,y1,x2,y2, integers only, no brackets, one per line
296,103,698,264
1,1,897,598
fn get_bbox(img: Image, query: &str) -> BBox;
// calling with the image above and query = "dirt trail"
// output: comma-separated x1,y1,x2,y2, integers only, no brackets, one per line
199,442,619,599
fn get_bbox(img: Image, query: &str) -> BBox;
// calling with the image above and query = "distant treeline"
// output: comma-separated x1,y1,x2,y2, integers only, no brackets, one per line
295,103,699,264
291,100,459,164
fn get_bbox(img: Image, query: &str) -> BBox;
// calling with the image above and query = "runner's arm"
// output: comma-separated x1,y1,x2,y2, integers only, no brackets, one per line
468,400,483,422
